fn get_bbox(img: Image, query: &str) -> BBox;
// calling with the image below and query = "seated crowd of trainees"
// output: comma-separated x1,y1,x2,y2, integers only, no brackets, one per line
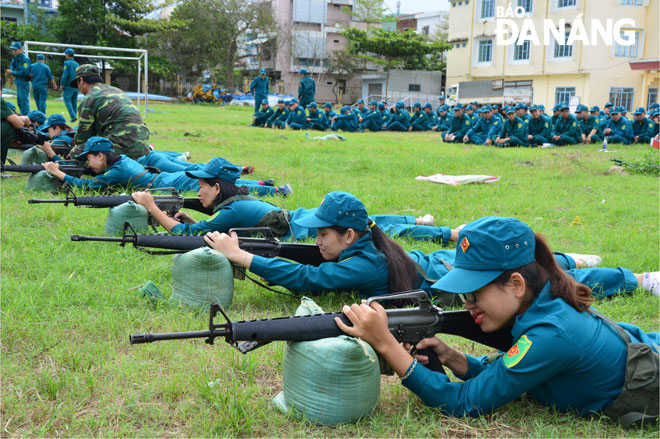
38,136,292,196
197,191,660,304
248,96,660,146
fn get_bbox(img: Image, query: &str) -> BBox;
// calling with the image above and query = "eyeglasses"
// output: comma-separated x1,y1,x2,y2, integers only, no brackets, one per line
458,292,477,304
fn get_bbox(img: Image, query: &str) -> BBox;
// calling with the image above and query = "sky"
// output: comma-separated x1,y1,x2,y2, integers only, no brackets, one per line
382,0,450,15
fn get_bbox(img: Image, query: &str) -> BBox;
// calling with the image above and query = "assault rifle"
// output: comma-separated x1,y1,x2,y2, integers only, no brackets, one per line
10,143,71,157
71,223,328,267
29,187,213,216
130,290,514,374
1,160,93,178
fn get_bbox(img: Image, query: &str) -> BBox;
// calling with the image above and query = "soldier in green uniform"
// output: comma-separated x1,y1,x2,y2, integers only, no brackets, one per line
603,107,634,145
515,103,531,124
465,104,478,124
551,104,579,145
551,105,561,127
386,101,410,132
495,108,528,147
434,105,452,136
61,48,80,122
285,98,310,130
6,41,31,115
600,102,613,131
322,102,338,120
631,107,654,144
68,65,151,160
527,105,553,146
249,68,270,114
306,102,329,131
298,68,316,109
650,110,659,139
444,103,471,143
589,106,602,128
575,104,602,144
265,98,289,129
331,106,359,132
353,99,367,118
408,102,429,131
359,101,382,132
464,105,499,145
251,99,274,127
30,54,57,113
423,103,438,130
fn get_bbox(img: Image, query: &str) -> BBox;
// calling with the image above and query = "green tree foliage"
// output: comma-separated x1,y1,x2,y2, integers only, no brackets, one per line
340,0,396,27
342,27,450,94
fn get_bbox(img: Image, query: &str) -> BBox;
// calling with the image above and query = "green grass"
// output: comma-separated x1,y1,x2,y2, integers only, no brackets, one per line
2,97,659,437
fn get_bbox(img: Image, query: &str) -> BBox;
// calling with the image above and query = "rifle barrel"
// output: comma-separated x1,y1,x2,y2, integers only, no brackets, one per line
130,330,220,344
28,199,67,204
70,235,127,243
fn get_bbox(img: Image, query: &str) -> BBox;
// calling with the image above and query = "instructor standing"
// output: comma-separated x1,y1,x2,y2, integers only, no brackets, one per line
6,41,31,115
60,48,80,123
298,68,315,110
30,54,57,113
249,68,270,114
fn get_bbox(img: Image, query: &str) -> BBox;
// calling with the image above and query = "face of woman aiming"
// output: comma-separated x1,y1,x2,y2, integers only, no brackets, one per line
86,152,108,174
315,227,357,260
462,273,528,332
197,179,220,208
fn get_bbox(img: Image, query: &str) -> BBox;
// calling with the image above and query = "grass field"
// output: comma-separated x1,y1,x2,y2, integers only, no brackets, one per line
1,97,659,437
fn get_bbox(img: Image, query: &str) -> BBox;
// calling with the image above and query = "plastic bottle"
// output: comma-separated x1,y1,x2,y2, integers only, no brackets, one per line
602,137,608,151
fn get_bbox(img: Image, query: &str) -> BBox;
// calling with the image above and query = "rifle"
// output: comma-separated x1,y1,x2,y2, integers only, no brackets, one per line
71,223,328,267
1,160,93,178
130,290,514,374
9,143,71,157
29,187,213,216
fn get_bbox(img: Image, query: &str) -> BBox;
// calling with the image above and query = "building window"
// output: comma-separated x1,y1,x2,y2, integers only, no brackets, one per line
409,84,421,92
477,39,492,63
480,0,495,18
465,0,469,4
1,17,18,22
517,0,533,12
513,40,531,60
558,0,576,7
553,30,572,58
618,0,643,4
609,87,635,112
648,88,658,107
555,87,576,106
614,30,641,57
422,26,430,35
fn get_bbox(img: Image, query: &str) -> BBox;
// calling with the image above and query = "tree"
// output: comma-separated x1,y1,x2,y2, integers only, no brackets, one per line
325,49,362,103
340,0,396,27
342,27,449,95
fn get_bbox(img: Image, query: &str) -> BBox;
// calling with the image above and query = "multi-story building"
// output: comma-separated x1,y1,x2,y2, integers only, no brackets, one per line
1,0,57,24
446,0,659,110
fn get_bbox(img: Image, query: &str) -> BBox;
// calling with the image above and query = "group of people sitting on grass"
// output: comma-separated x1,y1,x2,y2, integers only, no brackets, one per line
250,97,660,147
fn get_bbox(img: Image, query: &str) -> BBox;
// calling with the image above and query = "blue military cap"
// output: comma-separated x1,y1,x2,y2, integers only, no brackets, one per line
413,102,421,108
439,95,446,100
453,103,464,110
482,105,492,112
289,98,298,104
466,104,474,110
620,107,628,113
632,107,646,115
27,110,46,124
377,102,385,110
259,68,267,74
529,105,540,111
356,99,364,104
368,100,377,106
650,110,659,117
40,114,69,131
36,53,45,60
322,102,332,109
299,68,308,74
294,191,369,231
574,104,588,113
471,101,478,106
560,103,570,110
308,102,317,108
492,104,500,109
261,99,269,105
539,104,545,111
431,217,535,294
9,41,22,50
75,136,115,160
590,106,600,112
506,107,515,114
423,103,432,110
609,107,620,115
604,102,614,108
649,103,659,110
552,105,560,112
439,105,449,112
277,98,285,104
64,48,75,56
475,108,482,114
515,103,526,110
185,157,242,183
340,105,350,113
395,101,404,109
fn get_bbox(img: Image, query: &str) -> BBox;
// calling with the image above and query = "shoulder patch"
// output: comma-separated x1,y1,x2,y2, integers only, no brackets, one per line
544,122,548,127
517,123,522,128
205,211,220,222
503,335,532,368
24,63,28,68
572,122,576,127
621,125,626,130
466,120,470,125
650,123,654,128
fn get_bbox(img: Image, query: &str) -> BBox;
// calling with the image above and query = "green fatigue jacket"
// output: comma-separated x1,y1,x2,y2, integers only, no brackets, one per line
409,110,429,131
298,76,316,105
437,113,452,132
498,116,528,145
578,115,603,138
266,107,290,126
528,114,553,138
632,117,654,143
71,84,150,159
253,107,274,126
551,115,579,143
448,113,471,137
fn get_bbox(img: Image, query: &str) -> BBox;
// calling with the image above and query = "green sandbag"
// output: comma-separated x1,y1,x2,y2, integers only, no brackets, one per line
25,170,63,192
104,201,149,236
20,146,48,165
273,297,380,426
170,247,234,309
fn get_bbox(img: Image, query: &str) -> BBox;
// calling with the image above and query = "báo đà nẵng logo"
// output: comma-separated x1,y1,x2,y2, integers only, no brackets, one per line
494,4,636,47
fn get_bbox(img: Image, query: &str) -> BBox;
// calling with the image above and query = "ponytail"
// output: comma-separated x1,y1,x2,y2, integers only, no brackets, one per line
203,177,249,205
330,220,419,293
493,233,593,312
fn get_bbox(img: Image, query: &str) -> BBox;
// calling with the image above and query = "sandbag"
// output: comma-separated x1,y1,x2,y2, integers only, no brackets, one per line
20,146,48,165
25,170,63,192
273,297,380,426
104,201,149,236
170,247,234,309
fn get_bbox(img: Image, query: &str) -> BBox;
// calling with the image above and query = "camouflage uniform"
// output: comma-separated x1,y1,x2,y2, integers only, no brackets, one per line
69,65,150,159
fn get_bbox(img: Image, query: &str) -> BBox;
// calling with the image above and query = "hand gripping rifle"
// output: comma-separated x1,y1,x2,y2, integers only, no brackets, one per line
1,160,93,178
130,290,514,374
29,187,213,216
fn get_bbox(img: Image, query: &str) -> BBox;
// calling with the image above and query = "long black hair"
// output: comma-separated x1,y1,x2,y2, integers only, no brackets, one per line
203,177,249,205
329,220,419,293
